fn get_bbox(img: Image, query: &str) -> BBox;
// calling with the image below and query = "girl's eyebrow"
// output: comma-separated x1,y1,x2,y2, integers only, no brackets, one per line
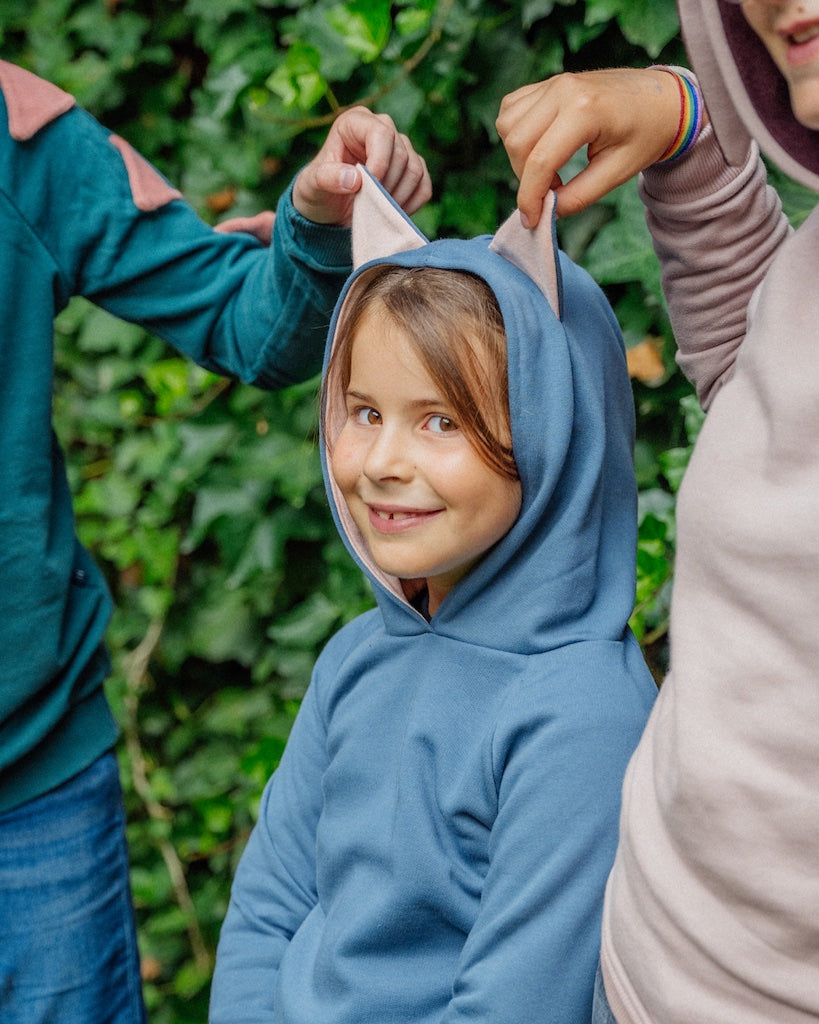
411,398,449,410
346,387,447,409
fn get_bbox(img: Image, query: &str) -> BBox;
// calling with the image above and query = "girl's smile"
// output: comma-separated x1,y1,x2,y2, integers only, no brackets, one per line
367,504,444,532
330,306,521,616
784,17,819,65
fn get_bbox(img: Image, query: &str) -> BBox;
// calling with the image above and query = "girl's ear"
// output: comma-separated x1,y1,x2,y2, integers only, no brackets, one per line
352,165,428,269
489,192,562,320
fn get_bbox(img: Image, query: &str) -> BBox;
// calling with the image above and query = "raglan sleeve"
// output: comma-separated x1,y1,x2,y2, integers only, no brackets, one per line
439,664,651,1024
40,105,351,389
208,663,329,1024
638,121,791,409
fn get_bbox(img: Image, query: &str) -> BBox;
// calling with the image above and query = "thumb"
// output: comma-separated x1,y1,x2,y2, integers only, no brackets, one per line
312,162,361,195
292,160,362,225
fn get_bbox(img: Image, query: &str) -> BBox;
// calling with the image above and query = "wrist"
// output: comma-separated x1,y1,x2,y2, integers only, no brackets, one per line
279,182,352,270
648,66,706,164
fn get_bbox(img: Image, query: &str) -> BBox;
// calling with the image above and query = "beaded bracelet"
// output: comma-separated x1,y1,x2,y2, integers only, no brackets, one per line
653,67,703,163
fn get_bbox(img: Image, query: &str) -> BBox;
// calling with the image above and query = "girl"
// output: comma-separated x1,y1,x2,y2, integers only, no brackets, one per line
209,171,656,1023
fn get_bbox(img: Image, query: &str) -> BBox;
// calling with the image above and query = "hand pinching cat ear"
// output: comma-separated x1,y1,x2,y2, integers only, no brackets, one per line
351,165,562,320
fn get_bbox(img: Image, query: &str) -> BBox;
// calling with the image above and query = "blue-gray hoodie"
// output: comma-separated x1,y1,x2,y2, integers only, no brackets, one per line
210,172,656,1023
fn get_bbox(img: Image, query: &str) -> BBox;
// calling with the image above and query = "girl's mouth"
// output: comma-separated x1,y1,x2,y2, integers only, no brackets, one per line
783,20,819,65
367,505,442,533
789,24,819,46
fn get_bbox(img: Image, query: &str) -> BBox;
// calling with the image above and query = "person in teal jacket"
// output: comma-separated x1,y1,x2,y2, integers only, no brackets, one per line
0,60,429,1024
209,170,656,1022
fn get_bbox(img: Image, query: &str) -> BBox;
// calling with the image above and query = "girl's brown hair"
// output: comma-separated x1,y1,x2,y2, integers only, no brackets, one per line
322,264,518,481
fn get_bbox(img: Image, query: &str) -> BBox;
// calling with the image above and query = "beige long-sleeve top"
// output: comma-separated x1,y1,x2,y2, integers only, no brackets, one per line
601,123,819,1023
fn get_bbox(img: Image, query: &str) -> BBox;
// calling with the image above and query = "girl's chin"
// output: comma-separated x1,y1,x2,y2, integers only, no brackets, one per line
784,72,819,129
791,92,819,130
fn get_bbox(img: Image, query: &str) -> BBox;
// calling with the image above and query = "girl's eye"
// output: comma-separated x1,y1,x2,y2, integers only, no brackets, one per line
425,414,457,434
353,406,381,426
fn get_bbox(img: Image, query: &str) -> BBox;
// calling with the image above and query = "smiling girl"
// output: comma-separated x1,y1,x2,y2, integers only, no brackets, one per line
209,173,656,1024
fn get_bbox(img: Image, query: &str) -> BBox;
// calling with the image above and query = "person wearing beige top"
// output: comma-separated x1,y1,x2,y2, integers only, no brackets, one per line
497,0,819,1020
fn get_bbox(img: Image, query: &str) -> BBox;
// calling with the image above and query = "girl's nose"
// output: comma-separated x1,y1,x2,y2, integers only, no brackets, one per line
362,426,413,482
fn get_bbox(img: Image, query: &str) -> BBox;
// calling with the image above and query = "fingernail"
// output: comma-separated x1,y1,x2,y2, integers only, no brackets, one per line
519,211,531,229
340,166,358,190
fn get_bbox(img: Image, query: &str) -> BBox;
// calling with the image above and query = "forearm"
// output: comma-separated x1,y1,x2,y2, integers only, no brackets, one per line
204,182,352,389
22,103,351,391
82,181,351,390
640,123,790,407
440,668,649,1023
210,680,327,1022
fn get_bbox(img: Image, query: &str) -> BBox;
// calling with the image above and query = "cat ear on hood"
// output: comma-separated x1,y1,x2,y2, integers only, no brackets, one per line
489,192,562,320
351,165,562,320
352,165,428,269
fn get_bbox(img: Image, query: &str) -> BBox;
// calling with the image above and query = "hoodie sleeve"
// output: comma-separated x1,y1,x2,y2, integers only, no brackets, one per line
440,651,650,1024
638,122,790,409
11,100,351,389
209,676,327,1024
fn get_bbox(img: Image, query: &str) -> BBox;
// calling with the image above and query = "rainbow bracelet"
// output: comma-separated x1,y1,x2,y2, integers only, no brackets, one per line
654,68,703,163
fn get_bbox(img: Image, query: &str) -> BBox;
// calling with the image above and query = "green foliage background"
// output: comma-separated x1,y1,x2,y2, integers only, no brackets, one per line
2,1,812,1019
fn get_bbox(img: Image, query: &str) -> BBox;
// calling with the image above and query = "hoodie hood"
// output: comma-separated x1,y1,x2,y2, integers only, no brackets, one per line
679,0,819,190
320,171,638,656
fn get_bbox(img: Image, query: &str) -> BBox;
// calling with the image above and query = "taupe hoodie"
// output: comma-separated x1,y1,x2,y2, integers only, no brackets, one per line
600,2,819,1022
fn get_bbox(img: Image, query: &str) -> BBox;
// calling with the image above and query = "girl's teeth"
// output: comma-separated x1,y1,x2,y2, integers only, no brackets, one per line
791,26,819,44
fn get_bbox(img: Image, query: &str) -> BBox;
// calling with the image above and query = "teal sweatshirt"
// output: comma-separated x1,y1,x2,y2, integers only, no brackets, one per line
0,61,351,814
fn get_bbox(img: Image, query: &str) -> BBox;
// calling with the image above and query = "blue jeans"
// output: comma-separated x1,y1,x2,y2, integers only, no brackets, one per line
592,962,619,1024
0,752,146,1024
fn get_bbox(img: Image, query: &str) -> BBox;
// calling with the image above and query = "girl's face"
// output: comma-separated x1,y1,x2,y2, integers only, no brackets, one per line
738,0,819,128
331,307,522,616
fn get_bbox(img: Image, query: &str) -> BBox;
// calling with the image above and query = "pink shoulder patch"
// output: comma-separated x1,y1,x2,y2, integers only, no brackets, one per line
0,60,75,141
108,134,183,212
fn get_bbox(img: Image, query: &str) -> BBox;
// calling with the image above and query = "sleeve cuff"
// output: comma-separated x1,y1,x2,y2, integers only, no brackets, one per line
641,122,755,205
277,181,352,272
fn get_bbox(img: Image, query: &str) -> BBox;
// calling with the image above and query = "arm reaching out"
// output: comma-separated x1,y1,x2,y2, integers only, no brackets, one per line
293,106,431,226
497,68,690,222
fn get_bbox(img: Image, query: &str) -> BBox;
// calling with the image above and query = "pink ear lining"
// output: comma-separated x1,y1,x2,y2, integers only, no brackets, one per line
349,164,561,318
489,192,561,320
352,165,427,268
